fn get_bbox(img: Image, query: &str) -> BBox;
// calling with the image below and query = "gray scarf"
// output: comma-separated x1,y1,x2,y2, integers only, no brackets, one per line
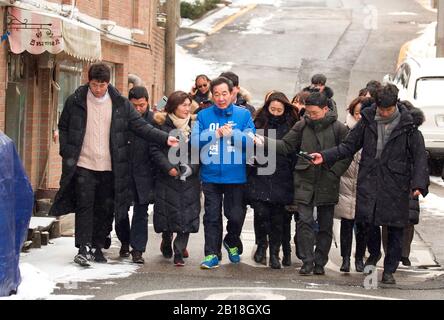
375,107,401,159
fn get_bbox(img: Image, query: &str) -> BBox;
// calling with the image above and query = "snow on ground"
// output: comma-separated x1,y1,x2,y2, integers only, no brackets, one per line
175,44,233,91
241,13,273,34
188,6,241,33
231,0,282,7
1,237,139,300
420,192,444,217
430,176,444,188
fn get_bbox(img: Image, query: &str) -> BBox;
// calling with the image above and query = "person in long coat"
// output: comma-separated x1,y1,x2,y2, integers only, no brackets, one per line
49,63,177,267
150,91,201,266
312,84,430,284
248,92,299,269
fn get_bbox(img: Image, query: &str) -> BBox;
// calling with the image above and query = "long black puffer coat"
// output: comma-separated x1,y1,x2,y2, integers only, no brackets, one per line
49,84,168,220
322,103,430,228
247,114,296,205
150,112,201,234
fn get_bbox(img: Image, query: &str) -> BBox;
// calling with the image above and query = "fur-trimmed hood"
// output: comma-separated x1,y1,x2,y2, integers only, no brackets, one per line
409,107,425,127
153,111,197,126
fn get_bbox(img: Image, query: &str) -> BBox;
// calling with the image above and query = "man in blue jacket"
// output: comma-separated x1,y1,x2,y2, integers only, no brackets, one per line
191,77,255,269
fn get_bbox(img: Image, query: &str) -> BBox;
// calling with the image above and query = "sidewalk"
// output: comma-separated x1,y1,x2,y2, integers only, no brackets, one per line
416,178,444,268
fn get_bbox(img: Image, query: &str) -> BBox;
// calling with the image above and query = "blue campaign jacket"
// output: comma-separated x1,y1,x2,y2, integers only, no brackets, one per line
191,103,255,184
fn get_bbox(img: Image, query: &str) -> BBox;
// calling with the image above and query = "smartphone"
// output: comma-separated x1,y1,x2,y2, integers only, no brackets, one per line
156,96,168,111
298,151,314,161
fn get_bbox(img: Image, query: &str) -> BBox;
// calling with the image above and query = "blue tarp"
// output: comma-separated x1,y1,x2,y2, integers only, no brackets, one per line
0,131,33,296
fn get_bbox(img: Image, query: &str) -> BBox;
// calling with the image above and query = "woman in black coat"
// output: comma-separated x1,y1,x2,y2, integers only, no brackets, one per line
150,91,201,266
248,92,299,269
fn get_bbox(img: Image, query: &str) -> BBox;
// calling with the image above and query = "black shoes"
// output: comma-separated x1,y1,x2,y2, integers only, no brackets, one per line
381,272,396,284
282,254,292,267
160,239,173,259
340,257,351,273
119,244,130,258
104,234,111,249
183,248,189,258
401,257,411,266
131,250,145,264
313,264,325,275
299,262,313,275
364,253,382,268
254,245,267,264
74,245,93,267
269,255,281,269
93,248,108,263
174,255,185,267
355,258,365,273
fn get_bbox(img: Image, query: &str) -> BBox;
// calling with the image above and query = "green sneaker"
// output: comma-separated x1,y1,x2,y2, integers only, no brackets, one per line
200,254,219,269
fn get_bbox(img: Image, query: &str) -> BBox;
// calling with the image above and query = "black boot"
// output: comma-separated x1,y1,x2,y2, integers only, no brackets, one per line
355,257,365,272
269,246,281,269
254,244,267,265
282,242,292,267
340,256,350,272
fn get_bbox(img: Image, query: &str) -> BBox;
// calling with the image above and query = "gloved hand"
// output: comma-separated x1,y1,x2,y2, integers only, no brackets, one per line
179,163,192,181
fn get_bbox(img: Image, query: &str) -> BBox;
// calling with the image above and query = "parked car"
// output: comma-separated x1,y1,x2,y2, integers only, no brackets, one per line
383,57,444,173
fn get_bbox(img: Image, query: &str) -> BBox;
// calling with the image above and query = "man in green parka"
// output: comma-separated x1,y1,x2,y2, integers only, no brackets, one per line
270,92,351,275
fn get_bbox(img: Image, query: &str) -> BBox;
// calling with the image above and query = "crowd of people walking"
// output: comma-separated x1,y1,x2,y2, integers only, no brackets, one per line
50,63,431,285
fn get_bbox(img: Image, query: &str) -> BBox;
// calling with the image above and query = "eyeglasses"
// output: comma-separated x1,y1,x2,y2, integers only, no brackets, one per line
197,83,208,89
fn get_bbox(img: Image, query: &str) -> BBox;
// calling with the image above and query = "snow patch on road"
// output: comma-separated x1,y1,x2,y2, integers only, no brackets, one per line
430,176,444,188
388,12,418,16
241,14,273,34
189,6,241,34
232,0,282,7
176,44,233,92
420,192,444,217
1,237,139,300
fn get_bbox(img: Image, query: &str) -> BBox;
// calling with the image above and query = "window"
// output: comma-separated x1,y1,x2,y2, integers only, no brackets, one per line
57,60,82,117
414,77,444,101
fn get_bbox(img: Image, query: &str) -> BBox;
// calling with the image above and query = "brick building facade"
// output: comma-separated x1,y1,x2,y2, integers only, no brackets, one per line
0,1,166,199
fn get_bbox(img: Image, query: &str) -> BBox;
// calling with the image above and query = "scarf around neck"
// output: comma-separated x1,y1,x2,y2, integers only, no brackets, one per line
374,107,401,159
168,113,191,141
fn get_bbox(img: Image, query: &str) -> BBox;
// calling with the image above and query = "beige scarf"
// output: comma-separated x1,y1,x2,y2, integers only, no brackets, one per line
168,113,191,141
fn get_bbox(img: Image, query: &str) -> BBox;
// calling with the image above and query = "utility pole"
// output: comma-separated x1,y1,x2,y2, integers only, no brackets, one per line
437,0,444,57
165,0,180,95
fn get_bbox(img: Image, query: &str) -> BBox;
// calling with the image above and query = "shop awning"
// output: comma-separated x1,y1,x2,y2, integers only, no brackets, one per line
7,7,101,62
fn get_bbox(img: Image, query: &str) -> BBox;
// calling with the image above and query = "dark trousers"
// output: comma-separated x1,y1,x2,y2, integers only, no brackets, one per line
282,211,293,255
115,203,149,252
359,223,381,258
161,232,189,257
340,218,367,259
382,224,414,259
252,201,286,251
368,224,404,273
202,183,246,256
297,203,334,267
74,167,114,249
